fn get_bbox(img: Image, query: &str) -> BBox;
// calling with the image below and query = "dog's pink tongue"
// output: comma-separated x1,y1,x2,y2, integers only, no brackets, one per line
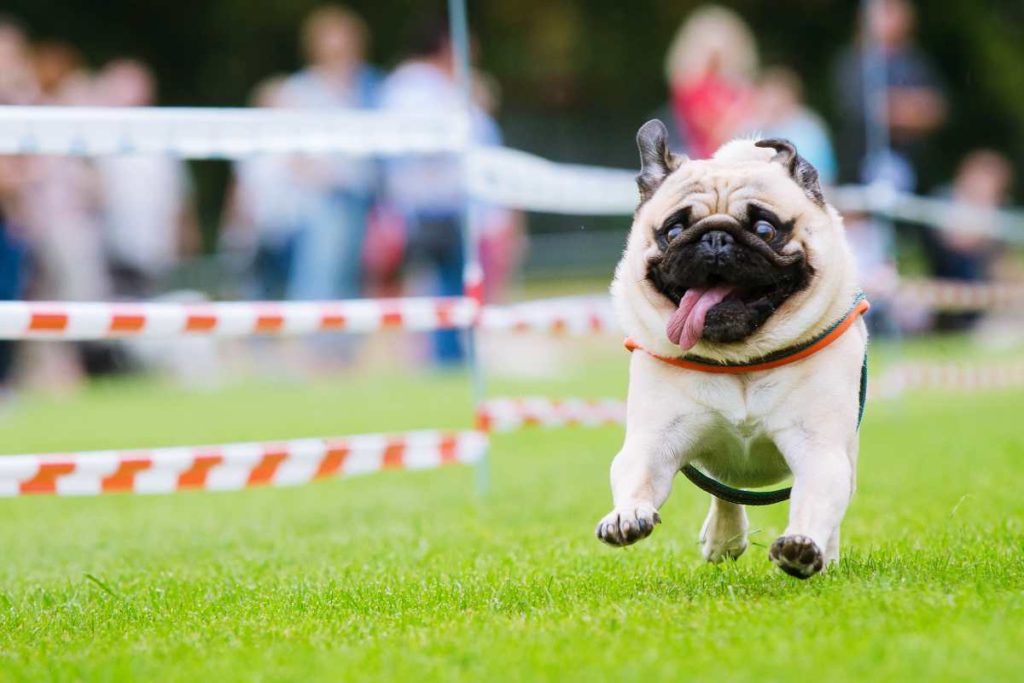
666,286,735,350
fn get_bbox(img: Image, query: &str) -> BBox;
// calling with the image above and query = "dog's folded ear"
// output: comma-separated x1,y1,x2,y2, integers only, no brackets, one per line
755,138,825,207
636,119,685,204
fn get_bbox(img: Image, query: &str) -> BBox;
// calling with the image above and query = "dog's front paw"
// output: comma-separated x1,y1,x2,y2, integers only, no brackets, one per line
769,535,824,579
595,504,661,547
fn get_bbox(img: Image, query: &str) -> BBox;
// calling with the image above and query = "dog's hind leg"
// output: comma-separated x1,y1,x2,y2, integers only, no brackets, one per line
700,497,748,562
824,528,840,566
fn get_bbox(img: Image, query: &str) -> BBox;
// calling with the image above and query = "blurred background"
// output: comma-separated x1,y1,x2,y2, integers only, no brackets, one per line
0,0,1022,395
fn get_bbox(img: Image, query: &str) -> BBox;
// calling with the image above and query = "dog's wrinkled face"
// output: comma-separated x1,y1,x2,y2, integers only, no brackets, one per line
632,120,824,351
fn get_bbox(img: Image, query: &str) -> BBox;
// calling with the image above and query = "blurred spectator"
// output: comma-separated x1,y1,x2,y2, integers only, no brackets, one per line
222,76,309,300
833,0,946,190
0,15,38,104
18,66,111,388
926,150,1014,331
279,5,380,303
659,5,758,158
32,41,86,102
0,16,33,397
471,69,525,303
0,157,28,400
746,67,837,185
93,59,198,298
845,216,901,335
20,71,107,303
380,17,502,364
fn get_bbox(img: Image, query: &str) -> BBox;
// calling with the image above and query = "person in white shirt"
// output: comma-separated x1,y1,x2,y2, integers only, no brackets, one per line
94,59,198,297
221,76,312,299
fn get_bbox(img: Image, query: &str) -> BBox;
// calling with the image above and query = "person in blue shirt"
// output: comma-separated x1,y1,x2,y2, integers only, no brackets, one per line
279,5,381,305
746,67,838,185
380,18,502,365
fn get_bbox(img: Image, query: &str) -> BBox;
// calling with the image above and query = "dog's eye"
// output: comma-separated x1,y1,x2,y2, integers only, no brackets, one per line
666,224,683,241
753,220,777,242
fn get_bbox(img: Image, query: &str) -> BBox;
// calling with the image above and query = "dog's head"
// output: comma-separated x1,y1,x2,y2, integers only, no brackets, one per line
614,119,855,360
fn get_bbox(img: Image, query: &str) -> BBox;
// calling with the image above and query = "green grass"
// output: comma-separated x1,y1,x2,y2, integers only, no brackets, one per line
0,343,1022,682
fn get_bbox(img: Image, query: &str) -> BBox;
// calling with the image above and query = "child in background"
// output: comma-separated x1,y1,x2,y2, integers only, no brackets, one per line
747,67,838,185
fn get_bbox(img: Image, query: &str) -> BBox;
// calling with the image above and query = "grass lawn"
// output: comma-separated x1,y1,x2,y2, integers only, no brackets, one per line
0,339,1022,681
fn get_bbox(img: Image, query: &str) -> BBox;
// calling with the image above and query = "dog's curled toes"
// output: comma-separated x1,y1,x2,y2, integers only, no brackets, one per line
700,501,748,563
769,534,824,579
700,526,748,563
596,504,661,547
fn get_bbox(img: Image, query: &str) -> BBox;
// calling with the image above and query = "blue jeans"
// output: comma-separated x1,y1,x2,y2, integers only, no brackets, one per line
0,221,27,384
254,233,299,301
405,214,465,365
288,191,370,301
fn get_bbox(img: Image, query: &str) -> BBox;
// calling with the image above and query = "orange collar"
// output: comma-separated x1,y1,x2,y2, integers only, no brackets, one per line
625,294,870,374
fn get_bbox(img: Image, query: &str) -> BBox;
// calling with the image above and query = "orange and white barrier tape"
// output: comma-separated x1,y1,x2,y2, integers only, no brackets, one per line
477,397,626,432
0,430,486,497
480,362,1024,434
885,280,1024,312
478,280,1024,338
479,297,618,335
874,361,1024,397
0,296,477,340
1,280,1020,341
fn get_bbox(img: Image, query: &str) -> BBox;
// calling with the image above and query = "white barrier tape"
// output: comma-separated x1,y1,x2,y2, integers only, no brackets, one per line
477,397,626,432
0,430,487,497
470,150,1024,240
467,147,637,216
0,106,469,158
0,296,477,340
3,106,1024,231
831,184,1024,245
470,148,1024,238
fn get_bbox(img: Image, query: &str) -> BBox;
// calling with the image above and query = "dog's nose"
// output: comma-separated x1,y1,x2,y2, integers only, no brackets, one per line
700,230,734,253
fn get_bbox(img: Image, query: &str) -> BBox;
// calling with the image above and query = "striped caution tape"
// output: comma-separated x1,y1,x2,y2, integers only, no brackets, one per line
0,296,477,340
0,430,487,497
479,364,1024,433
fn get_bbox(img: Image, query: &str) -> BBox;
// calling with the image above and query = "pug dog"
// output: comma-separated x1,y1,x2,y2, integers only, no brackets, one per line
595,120,868,578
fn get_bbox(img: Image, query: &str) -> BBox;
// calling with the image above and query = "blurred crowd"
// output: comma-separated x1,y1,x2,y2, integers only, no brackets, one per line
0,0,1018,395
1,19,202,393
0,8,523,393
